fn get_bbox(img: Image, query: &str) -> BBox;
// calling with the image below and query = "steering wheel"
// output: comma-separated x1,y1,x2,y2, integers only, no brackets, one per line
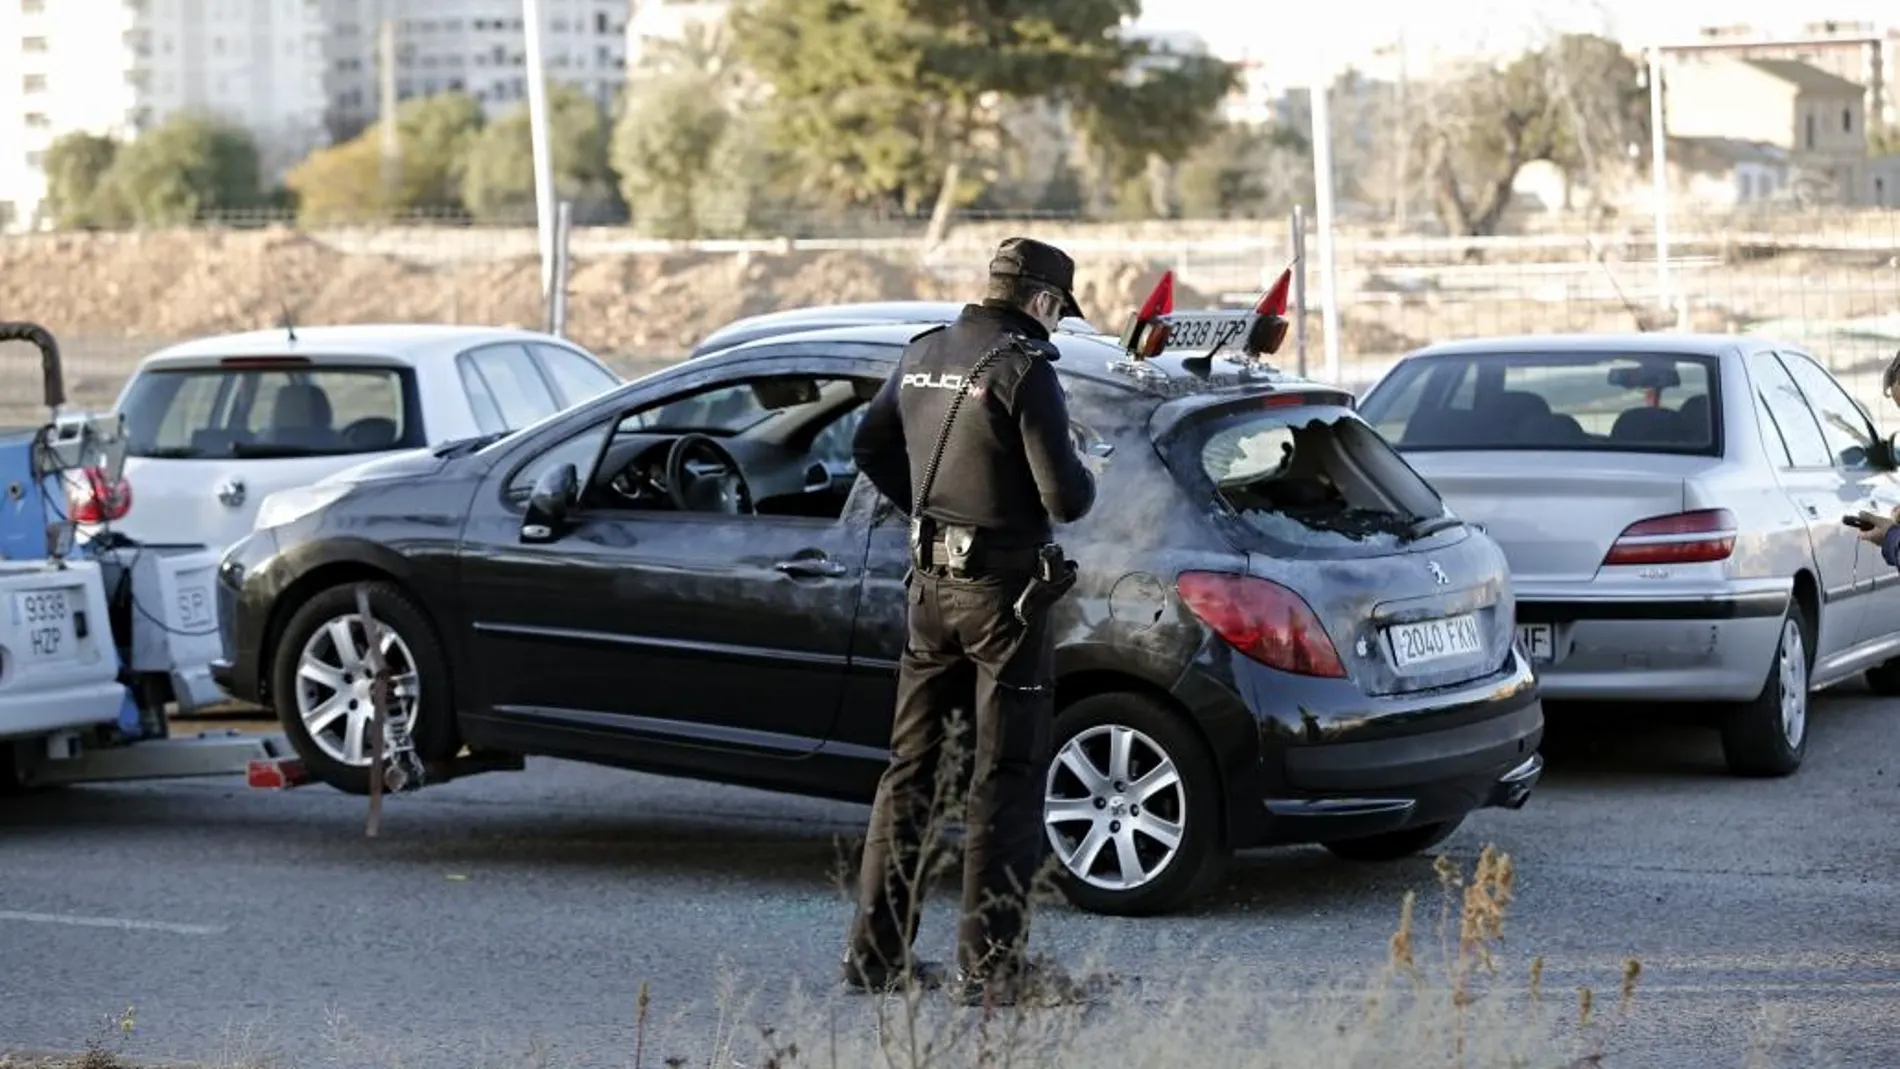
664,433,753,514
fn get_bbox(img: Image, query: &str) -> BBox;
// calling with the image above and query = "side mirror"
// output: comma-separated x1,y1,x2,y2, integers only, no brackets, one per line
522,463,578,543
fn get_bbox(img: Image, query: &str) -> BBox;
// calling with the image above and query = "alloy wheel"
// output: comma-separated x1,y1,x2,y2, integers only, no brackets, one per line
1778,616,1807,750
1043,723,1187,891
294,612,421,767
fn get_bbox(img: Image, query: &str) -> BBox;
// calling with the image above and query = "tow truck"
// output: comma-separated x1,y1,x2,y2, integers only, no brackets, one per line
1,321,304,794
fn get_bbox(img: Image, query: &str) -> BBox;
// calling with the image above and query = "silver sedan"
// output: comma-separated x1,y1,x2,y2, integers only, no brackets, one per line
1356,332,1900,778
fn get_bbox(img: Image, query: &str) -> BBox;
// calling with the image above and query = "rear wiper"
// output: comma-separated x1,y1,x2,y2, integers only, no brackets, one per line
1403,514,1465,541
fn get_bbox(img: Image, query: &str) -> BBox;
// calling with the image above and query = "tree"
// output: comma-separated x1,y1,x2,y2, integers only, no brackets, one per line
612,20,784,238
732,0,1239,240
1405,33,1647,236
460,83,621,224
284,90,486,222
1176,121,1312,219
39,131,122,228
1538,33,1648,217
95,112,262,226
1072,49,1240,219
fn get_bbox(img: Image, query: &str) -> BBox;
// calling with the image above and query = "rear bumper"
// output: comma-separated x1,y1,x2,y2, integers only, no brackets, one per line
0,681,128,742
1514,586,1788,702
1179,647,1546,849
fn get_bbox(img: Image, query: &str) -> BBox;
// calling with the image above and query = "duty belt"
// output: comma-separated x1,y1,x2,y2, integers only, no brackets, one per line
926,538,1039,575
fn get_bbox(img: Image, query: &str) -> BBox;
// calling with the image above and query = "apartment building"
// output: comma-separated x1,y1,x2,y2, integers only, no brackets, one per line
0,0,330,230
322,0,628,141
1663,56,1876,205
1662,20,1898,129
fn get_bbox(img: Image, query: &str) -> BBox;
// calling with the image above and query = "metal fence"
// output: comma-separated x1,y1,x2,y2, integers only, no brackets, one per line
2,205,1897,429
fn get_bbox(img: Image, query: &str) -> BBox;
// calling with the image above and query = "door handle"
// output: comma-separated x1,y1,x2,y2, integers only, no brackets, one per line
775,557,847,578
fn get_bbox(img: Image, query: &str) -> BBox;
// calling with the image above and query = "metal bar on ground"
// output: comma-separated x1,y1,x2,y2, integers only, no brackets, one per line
23,731,299,787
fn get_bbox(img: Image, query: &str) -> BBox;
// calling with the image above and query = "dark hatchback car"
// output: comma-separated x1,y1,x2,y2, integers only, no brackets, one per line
212,317,1545,916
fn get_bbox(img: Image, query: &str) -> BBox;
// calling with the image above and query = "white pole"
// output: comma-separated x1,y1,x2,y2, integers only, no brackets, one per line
1291,204,1308,378
1309,75,1342,382
1647,44,1671,321
522,0,557,302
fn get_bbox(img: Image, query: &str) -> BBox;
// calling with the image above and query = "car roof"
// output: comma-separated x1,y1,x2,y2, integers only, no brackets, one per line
691,301,1098,356
1398,332,1761,359
132,323,580,369
699,320,1353,401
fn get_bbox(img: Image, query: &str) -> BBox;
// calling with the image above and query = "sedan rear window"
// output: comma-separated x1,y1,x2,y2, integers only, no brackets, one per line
1171,403,1452,553
1360,351,1719,456
119,361,424,459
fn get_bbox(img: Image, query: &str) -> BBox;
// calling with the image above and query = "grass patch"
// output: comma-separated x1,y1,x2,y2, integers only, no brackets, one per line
8,842,1836,1069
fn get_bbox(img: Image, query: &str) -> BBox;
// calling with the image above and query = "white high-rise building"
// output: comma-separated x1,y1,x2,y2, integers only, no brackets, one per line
323,0,629,140
0,0,330,230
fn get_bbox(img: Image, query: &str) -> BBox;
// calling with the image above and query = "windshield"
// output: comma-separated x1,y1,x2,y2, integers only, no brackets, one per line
119,363,423,459
1169,403,1453,554
1360,350,1720,456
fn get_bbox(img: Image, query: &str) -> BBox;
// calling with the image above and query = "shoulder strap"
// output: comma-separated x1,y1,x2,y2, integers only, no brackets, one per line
911,336,1020,517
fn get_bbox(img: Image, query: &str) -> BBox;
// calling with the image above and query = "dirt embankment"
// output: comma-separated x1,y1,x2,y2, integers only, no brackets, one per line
0,228,1235,363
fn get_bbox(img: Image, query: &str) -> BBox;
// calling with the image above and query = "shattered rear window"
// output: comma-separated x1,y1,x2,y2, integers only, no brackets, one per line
1184,405,1451,551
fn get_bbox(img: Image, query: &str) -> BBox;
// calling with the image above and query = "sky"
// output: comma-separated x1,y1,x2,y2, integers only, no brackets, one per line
1134,0,1895,87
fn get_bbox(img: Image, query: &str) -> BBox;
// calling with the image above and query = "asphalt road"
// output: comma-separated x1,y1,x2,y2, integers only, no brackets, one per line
5,688,1900,1069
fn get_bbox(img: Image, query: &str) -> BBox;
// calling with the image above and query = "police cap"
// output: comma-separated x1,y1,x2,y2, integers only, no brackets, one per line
988,236,1084,321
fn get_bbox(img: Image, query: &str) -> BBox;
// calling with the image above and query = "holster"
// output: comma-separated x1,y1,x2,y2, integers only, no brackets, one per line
1011,543,1078,627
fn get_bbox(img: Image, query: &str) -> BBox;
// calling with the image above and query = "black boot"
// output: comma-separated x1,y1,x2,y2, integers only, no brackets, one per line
841,954,950,995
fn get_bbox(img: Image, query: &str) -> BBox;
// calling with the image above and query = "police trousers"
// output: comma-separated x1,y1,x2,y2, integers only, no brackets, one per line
846,565,1056,979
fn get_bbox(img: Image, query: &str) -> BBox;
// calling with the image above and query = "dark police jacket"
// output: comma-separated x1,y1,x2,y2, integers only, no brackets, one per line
852,301,1096,549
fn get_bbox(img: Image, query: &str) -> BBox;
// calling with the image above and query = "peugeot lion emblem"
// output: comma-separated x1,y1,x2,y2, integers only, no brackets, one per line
217,477,247,508
1428,561,1450,586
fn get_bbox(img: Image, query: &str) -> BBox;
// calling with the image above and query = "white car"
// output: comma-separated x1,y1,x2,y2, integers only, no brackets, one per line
100,324,624,552
1357,332,1900,777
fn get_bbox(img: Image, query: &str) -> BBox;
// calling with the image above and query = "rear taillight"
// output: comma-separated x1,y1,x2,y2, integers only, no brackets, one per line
67,466,133,524
1603,508,1735,567
1176,571,1346,678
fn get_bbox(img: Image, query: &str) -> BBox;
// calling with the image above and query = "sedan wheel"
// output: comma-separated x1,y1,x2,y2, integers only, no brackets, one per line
1719,604,1810,778
270,581,458,795
1042,692,1227,916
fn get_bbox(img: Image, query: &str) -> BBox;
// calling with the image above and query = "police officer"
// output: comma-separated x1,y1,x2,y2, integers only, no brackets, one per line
841,236,1098,1006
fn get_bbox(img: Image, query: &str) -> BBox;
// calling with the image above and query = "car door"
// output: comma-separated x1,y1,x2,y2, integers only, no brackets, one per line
455,342,566,435
1775,349,1900,647
1748,350,1868,655
456,352,888,757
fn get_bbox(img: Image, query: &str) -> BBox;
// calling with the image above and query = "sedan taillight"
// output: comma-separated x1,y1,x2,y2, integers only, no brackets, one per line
1603,508,1736,567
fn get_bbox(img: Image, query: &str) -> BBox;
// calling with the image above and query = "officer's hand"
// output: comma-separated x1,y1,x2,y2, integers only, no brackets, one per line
1858,513,1896,545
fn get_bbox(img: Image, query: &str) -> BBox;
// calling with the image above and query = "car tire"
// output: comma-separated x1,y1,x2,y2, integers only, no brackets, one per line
1718,602,1811,778
1864,658,1900,697
1321,817,1463,862
1042,692,1227,917
270,580,459,796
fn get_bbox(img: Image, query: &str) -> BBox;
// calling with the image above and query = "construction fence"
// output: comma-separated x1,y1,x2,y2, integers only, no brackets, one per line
1,205,1897,428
